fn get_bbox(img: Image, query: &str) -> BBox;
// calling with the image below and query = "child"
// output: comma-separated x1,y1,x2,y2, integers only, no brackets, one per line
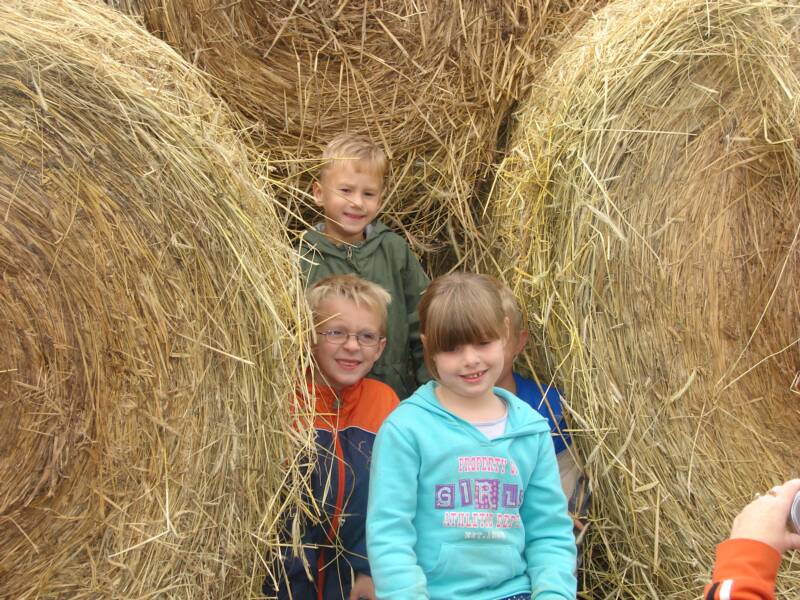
299,133,429,399
367,273,576,600
267,274,399,600
493,282,588,527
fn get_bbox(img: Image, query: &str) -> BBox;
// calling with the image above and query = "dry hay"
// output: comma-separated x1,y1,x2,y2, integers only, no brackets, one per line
488,0,800,596
109,0,599,273
0,0,312,597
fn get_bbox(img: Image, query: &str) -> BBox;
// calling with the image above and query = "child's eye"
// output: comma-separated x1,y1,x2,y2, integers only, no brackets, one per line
356,332,381,346
339,187,351,194
322,329,346,341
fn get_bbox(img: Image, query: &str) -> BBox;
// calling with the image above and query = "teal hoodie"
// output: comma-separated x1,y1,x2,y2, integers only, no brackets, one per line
367,382,577,600
299,220,430,398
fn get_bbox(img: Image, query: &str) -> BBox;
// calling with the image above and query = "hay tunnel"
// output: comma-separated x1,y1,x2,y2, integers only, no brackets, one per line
0,0,312,597
488,0,800,596
109,0,599,273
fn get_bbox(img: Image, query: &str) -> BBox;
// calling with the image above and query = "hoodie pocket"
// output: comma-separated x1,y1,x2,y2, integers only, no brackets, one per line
427,542,526,591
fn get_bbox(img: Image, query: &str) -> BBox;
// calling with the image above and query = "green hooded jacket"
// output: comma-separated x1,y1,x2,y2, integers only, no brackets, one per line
299,221,430,399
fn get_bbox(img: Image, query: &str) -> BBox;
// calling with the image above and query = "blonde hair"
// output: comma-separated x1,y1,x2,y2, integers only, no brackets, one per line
418,273,507,378
319,133,388,180
494,280,526,336
306,274,391,334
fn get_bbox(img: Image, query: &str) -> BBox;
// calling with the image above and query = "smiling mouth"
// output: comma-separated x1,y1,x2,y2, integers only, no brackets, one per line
460,370,487,382
337,359,361,370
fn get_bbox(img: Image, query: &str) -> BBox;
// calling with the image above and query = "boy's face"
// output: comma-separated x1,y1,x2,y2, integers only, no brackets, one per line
500,326,529,381
313,159,383,244
312,297,386,393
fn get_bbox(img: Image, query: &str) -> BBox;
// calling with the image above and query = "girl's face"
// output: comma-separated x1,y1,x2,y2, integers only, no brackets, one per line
432,338,505,403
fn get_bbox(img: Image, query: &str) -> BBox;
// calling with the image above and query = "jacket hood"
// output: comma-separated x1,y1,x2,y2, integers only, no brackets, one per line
402,380,550,440
301,220,391,259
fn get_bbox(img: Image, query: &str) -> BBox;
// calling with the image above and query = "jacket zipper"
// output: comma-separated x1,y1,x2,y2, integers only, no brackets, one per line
317,400,347,599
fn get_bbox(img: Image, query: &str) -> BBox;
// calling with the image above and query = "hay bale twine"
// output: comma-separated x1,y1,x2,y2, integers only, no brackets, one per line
489,0,800,596
0,1,311,596
110,0,600,272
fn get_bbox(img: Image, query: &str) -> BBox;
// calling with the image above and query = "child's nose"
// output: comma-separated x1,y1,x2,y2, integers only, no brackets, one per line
462,345,480,365
342,333,360,350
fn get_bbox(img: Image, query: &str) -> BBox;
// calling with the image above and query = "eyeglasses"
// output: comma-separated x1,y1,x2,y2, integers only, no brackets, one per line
317,329,385,347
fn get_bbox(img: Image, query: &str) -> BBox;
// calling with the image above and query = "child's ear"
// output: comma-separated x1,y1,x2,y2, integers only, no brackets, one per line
373,335,387,361
420,333,427,348
312,181,324,207
514,329,529,356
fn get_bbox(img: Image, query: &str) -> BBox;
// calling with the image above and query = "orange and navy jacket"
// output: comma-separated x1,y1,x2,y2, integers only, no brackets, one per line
704,539,780,600
267,378,399,600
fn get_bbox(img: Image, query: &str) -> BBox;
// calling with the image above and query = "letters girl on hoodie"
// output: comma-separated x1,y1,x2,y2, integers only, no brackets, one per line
367,273,577,600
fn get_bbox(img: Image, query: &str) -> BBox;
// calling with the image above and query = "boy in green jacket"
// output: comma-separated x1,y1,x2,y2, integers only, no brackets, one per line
299,133,430,399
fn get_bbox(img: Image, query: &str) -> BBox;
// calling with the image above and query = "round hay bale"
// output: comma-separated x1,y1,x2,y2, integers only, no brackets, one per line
489,0,800,596
0,0,311,596
110,0,600,272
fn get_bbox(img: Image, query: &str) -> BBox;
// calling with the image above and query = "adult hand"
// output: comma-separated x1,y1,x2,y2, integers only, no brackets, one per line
730,479,800,554
349,572,377,600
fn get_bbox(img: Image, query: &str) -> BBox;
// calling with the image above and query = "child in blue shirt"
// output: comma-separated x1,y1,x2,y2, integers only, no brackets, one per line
494,282,589,536
367,273,576,600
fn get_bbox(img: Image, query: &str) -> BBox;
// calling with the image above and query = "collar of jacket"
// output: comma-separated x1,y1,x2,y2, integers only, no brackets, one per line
402,380,551,440
306,375,365,417
301,220,389,259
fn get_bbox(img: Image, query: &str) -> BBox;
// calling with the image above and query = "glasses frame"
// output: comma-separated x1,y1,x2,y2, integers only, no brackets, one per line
316,329,386,348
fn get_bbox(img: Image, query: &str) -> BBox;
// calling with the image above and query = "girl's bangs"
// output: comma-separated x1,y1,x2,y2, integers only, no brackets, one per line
426,293,505,353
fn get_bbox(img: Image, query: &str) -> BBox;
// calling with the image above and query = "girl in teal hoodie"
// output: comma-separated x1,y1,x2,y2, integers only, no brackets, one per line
367,273,577,600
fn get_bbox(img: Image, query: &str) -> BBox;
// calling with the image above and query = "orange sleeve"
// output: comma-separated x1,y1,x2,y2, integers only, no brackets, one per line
702,539,780,600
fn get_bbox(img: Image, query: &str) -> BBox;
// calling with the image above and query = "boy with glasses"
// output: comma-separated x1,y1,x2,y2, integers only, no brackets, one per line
267,274,399,600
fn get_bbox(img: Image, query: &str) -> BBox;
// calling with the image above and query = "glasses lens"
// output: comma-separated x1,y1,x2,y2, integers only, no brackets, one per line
357,332,379,347
322,330,346,344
